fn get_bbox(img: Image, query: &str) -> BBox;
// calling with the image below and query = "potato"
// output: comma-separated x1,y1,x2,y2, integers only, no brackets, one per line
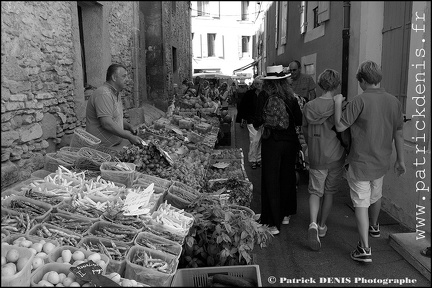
6,248,20,263
16,256,29,272
1,263,17,277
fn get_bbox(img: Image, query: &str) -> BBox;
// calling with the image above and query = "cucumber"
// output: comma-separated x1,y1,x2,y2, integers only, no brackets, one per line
212,274,255,287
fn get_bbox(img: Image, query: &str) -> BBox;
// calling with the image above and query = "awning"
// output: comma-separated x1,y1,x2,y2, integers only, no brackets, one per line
233,58,260,74
192,72,233,79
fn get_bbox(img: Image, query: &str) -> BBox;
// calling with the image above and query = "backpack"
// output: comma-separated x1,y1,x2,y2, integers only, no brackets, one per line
263,95,292,130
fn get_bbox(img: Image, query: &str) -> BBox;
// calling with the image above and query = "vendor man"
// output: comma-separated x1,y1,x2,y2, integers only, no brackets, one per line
86,63,142,147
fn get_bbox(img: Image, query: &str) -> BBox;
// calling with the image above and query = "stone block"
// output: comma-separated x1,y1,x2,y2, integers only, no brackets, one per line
19,123,43,142
1,161,19,190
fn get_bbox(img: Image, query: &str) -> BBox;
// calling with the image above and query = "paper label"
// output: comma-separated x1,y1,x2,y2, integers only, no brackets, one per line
123,184,154,215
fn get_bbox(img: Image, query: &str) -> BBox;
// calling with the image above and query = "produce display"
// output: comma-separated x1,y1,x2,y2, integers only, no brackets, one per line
2,212,36,234
0,110,273,287
30,224,82,246
80,238,131,262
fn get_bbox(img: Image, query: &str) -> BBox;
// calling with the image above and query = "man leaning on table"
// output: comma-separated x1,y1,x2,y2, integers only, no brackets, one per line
86,63,142,147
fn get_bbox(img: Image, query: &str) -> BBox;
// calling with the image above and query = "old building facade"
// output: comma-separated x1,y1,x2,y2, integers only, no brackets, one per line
1,1,192,188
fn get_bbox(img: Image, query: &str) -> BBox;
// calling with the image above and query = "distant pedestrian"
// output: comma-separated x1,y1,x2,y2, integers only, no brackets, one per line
287,60,317,102
302,69,346,251
253,65,302,235
334,60,406,263
239,75,264,169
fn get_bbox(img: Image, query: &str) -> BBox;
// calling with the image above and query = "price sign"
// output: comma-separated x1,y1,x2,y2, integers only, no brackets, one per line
123,183,154,215
70,260,120,287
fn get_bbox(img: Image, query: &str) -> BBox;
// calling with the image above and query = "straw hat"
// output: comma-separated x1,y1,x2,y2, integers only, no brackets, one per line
262,65,289,80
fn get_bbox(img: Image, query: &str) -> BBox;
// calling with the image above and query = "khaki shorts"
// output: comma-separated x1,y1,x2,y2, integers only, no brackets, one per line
345,165,384,208
308,165,344,197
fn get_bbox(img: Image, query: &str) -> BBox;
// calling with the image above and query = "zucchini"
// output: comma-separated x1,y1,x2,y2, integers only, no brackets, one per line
212,274,255,287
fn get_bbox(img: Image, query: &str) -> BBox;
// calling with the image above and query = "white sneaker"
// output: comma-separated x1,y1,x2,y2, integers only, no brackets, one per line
269,226,280,235
282,216,291,225
308,222,321,251
318,225,328,237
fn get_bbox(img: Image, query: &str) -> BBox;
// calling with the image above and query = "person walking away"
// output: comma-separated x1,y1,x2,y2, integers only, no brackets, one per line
218,82,230,110
241,76,264,169
333,60,406,262
253,65,302,235
205,81,220,107
302,69,346,251
86,63,143,147
287,60,317,102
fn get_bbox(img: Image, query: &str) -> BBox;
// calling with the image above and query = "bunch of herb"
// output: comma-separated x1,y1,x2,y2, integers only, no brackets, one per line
203,177,253,207
180,194,273,268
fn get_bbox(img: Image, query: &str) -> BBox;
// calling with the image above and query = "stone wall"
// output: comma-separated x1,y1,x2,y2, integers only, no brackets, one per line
1,1,79,186
108,2,135,110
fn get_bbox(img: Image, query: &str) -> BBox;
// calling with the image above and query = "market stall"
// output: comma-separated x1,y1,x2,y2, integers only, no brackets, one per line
1,103,270,287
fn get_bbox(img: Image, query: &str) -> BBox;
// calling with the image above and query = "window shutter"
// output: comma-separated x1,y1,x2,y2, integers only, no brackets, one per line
191,1,197,17
275,3,279,48
238,36,243,58
300,1,307,34
210,1,220,18
216,34,224,58
193,33,202,58
280,1,288,45
202,33,208,58
318,1,330,23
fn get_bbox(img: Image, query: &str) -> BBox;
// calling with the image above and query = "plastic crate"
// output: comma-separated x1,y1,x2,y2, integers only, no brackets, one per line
44,152,75,172
28,223,82,247
30,263,72,287
125,245,179,287
1,195,52,222
1,245,35,287
30,169,52,179
57,202,103,221
87,221,139,244
134,172,172,189
170,265,262,287
78,236,132,275
165,185,198,210
100,162,136,188
3,234,60,260
1,208,38,235
48,245,109,272
70,127,101,148
78,146,112,164
43,212,96,235
135,231,182,259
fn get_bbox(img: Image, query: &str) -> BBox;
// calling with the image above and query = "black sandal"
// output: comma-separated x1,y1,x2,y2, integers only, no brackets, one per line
251,162,257,169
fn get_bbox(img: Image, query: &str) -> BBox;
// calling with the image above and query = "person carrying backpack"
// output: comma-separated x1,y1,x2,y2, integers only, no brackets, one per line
253,65,303,235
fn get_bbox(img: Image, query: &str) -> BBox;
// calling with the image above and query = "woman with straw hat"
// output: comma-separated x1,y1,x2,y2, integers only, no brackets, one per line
253,65,303,235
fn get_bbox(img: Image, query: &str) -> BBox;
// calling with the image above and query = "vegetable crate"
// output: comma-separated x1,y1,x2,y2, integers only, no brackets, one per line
170,265,262,287
100,162,136,188
1,245,35,287
70,127,101,148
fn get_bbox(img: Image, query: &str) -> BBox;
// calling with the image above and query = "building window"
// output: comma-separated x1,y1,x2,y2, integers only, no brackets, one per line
172,46,178,72
241,1,250,20
207,33,216,57
197,1,210,16
242,36,250,57
313,7,320,28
